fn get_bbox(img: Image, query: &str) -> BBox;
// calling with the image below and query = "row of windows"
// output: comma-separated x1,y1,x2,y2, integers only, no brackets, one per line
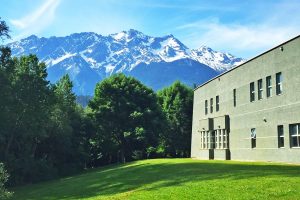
250,123,300,149
250,72,282,102
199,129,229,149
205,95,219,115
204,72,283,113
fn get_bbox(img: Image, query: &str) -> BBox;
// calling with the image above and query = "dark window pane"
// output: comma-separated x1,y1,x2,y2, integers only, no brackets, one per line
233,89,236,107
210,98,213,113
290,124,297,135
279,138,284,148
292,137,298,147
278,125,284,136
252,138,256,148
216,96,219,112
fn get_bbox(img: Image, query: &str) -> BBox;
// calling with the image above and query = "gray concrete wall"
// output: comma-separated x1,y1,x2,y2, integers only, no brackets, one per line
191,35,300,163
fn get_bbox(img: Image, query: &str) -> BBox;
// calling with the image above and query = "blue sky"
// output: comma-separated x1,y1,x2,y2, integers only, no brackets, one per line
1,0,300,58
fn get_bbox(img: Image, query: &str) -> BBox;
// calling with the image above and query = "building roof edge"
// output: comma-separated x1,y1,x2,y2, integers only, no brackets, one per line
194,34,300,91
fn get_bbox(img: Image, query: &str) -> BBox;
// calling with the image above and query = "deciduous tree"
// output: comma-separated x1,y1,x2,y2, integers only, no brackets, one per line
157,81,193,157
89,74,164,163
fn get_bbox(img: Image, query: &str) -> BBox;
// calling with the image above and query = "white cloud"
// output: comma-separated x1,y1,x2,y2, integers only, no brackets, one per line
10,0,60,39
176,4,300,59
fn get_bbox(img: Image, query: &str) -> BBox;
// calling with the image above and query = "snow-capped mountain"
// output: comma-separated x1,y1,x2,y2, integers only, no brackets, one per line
8,29,245,95
191,46,245,72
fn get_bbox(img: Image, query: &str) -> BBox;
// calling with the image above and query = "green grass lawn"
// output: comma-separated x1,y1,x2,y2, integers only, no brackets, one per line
11,158,300,200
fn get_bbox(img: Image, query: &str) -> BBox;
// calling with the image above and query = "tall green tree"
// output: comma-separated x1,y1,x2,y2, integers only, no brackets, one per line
89,74,165,163
37,74,88,176
4,55,52,184
0,18,13,161
0,48,14,160
157,81,193,157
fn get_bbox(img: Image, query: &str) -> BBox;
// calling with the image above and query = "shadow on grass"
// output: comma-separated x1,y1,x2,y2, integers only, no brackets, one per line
12,159,300,200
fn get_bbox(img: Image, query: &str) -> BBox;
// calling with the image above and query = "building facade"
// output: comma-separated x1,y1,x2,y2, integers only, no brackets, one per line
191,35,300,163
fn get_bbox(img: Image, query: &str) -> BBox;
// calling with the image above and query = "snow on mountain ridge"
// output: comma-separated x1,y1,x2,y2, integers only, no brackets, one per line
190,45,244,71
8,30,245,74
7,30,245,95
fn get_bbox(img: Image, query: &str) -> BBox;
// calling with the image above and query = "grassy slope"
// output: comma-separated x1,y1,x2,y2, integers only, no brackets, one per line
12,158,300,200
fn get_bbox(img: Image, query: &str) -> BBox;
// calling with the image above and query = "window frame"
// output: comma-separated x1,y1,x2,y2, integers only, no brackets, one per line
266,76,272,98
258,79,263,100
216,95,219,112
210,98,213,113
251,128,256,148
278,125,284,148
276,72,283,95
250,82,255,102
233,89,236,107
290,123,300,148
205,100,208,115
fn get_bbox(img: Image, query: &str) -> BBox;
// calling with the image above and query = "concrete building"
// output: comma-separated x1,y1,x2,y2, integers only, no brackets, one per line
191,35,300,163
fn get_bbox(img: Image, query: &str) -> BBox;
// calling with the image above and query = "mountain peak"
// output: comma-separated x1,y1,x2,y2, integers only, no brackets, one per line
23,34,39,41
110,29,147,41
127,29,143,35
7,30,245,95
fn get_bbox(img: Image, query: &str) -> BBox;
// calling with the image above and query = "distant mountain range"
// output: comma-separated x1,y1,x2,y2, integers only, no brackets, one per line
8,29,245,95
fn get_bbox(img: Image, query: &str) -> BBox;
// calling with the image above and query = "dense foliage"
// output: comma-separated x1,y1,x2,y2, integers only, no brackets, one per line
0,47,90,185
89,74,166,164
157,81,193,157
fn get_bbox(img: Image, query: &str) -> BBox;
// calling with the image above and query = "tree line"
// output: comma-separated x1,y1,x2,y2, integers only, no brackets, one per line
0,18,193,198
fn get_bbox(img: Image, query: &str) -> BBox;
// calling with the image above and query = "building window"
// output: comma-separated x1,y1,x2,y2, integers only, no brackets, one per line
216,95,219,112
290,124,300,148
266,76,272,97
200,131,209,149
211,131,216,149
276,72,282,95
258,79,263,100
214,130,218,148
210,98,213,113
213,129,229,149
218,130,222,148
233,89,236,107
202,131,207,149
278,125,284,148
205,100,208,115
251,128,256,148
222,129,229,149
250,82,255,102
